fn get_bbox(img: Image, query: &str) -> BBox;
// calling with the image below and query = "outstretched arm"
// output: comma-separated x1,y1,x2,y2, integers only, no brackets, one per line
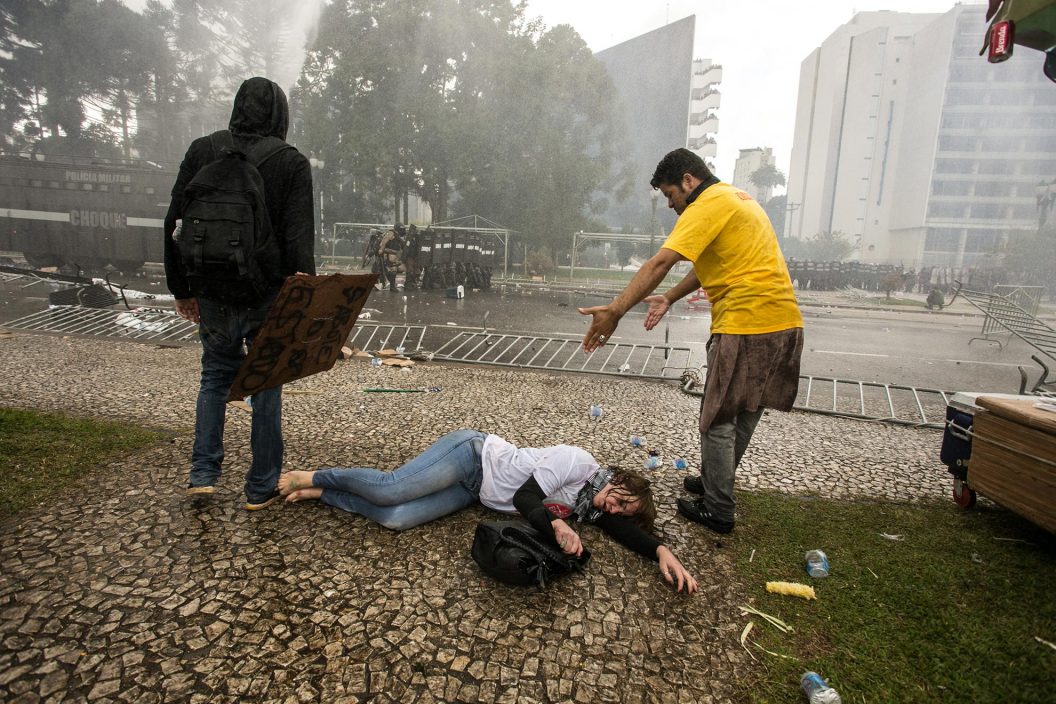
594,514,698,594
644,270,701,331
579,247,685,351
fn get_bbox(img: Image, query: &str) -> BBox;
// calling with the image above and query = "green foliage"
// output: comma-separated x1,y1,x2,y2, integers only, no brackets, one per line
999,228,1056,288
0,408,161,518
524,249,555,276
734,491,1056,703
748,162,785,191
296,0,632,252
763,194,786,237
784,230,856,262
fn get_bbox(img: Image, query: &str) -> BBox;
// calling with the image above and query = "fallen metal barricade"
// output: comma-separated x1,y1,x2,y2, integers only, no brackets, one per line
432,330,695,381
1,305,198,343
680,367,952,429
347,323,427,352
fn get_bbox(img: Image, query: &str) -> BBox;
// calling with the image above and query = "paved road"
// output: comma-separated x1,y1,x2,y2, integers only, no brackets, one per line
0,331,953,703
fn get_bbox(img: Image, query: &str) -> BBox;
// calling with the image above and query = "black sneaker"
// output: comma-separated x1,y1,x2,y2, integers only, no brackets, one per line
677,498,734,534
245,490,282,511
683,475,706,495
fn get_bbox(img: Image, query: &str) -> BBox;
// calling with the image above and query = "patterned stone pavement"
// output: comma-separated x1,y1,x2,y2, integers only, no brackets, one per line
0,332,950,703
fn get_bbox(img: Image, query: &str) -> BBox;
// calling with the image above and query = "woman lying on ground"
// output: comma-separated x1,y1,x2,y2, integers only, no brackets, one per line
278,428,698,594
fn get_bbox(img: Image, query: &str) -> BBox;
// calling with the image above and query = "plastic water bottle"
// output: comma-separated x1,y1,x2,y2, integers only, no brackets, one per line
629,434,645,447
172,218,183,242
644,455,662,470
370,357,383,367
589,405,603,418
672,457,688,470
800,672,842,703
804,550,830,578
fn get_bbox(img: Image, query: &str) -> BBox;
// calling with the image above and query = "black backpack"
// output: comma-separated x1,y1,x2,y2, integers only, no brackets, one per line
178,130,292,304
471,520,591,587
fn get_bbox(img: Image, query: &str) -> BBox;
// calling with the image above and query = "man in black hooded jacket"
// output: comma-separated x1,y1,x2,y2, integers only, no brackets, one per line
164,77,316,510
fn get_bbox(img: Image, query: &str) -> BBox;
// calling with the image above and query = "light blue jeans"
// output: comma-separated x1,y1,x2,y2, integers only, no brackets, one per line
189,295,283,503
313,429,486,531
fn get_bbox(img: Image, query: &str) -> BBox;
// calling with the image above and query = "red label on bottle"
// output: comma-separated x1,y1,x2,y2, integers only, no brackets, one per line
988,21,1014,63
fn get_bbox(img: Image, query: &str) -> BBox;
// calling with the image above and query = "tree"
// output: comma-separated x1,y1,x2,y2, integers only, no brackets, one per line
763,194,786,239
802,230,855,261
1,0,162,156
749,162,785,202
296,0,631,251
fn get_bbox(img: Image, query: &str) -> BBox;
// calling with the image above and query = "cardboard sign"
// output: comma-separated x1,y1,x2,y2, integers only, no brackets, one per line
228,273,377,401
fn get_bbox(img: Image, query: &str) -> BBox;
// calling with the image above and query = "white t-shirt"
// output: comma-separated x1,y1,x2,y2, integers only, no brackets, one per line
478,434,599,513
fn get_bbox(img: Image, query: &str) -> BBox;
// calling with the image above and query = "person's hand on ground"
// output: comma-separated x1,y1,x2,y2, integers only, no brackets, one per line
551,518,583,557
658,546,698,594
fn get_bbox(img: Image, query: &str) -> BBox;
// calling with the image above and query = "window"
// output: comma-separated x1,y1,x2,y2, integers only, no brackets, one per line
935,158,975,175
970,203,1003,219
928,202,967,218
924,228,962,251
931,181,972,196
939,136,975,152
120,185,132,193
974,182,1012,198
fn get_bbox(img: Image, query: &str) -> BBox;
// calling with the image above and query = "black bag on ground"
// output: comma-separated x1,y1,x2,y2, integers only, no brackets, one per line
178,130,291,304
471,520,591,587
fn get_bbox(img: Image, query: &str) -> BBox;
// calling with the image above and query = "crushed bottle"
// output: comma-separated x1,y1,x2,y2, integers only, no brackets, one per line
800,672,841,704
672,457,688,470
629,434,645,447
589,405,603,418
804,550,830,578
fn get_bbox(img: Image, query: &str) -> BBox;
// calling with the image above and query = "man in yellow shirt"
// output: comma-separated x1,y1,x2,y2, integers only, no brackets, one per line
580,148,803,534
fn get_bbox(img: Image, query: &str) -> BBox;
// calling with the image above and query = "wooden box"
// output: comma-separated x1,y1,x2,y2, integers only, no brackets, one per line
970,396,1056,533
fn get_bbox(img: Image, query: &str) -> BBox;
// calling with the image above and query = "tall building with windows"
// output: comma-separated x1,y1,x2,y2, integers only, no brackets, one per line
594,16,722,229
786,4,1055,268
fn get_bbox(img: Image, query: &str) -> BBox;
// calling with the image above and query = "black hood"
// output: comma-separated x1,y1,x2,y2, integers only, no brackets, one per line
228,77,289,140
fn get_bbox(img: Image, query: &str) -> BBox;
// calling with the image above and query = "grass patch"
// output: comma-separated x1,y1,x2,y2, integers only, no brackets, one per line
0,407,162,518
732,491,1056,703
872,296,929,308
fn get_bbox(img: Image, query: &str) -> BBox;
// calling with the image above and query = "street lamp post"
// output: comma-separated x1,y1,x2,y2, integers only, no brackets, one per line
309,156,327,262
650,191,659,253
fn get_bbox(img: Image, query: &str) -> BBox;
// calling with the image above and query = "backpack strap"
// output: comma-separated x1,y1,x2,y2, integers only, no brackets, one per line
207,130,234,160
244,135,294,169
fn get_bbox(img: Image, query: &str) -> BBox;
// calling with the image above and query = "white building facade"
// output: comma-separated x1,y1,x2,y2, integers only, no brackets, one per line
688,58,722,166
732,147,775,202
786,4,1056,268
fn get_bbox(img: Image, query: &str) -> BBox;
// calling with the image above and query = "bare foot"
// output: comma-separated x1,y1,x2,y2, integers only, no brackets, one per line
285,488,323,503
278,470,316,496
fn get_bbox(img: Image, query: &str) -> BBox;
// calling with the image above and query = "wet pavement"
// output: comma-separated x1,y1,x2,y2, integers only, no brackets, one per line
0,329,952,703
2,266,1048,395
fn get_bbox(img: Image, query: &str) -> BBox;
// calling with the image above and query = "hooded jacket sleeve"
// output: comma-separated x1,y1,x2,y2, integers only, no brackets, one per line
273,152,316,277
163,138,210,300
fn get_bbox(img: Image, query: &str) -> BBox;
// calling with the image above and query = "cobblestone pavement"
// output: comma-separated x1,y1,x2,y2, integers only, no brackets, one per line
0,332,950,703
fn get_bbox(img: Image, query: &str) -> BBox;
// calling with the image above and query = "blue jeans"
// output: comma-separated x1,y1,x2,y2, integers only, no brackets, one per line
313,429,486,531
697,408,764,521
189,295,283,502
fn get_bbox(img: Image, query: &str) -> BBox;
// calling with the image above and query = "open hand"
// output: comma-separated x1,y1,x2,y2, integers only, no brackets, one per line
578,305,620,352
643,294,671,331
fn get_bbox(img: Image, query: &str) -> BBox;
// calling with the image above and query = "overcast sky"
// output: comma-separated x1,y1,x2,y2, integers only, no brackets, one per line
522,0,983,183
119,0,981,182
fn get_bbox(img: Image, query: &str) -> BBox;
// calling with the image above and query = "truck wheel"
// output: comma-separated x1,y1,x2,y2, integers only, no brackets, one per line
953,477,977,509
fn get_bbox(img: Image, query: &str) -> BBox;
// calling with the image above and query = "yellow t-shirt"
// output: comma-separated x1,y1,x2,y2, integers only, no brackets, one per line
662,182,803,334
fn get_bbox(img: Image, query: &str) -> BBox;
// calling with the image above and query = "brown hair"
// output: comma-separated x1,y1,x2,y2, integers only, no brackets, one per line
607,467,656,533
